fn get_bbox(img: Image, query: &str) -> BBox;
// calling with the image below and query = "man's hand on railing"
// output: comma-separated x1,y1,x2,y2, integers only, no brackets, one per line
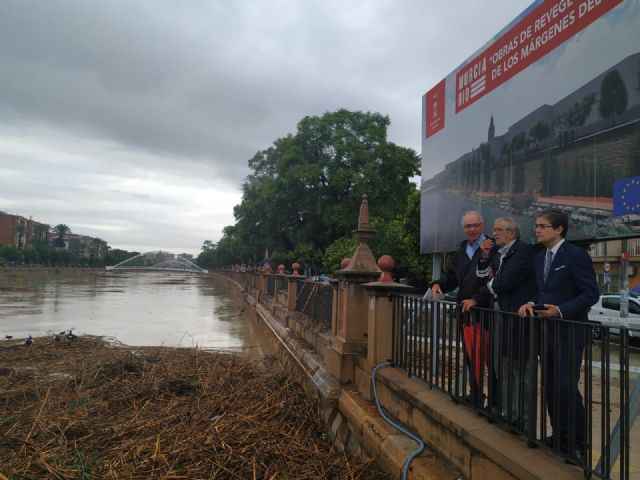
518,303,561,318
461,298,477,312
430,283,442,297
518,303,534,318
533,304,561,318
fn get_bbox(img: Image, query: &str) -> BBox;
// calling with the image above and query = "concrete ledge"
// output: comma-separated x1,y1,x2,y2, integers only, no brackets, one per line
339,390,458,480
375,367,584,480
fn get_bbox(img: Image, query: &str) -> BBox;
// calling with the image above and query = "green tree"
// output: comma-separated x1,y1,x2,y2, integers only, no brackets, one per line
53,224,70,248
33,224,50,246
201,240,214,252
563,94,596,128
91,237,103,262
511,132,526,151
322,235,357,273
529,121,551,143
22,246,40,264
105,249,138,266
219,109,419,268
0,245,21,263
599,69,628,126
320,187,432,287
15,222,26,249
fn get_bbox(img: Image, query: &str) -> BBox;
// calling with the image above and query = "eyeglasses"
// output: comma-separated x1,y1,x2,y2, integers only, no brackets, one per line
463,223,482,229
534,224,554,230
493,227,511,232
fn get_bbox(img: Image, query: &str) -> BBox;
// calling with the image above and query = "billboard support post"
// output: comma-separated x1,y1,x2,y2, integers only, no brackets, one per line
620,245,629,323
432,253,441,282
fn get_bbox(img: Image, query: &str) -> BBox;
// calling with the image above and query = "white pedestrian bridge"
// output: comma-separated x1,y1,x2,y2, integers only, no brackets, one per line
105,251,208,274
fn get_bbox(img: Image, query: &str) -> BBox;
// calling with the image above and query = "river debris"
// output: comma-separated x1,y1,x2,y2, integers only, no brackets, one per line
0,335,385,479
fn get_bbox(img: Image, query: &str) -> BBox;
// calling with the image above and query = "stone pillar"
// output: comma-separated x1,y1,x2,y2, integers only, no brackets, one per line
325,194,381,384
287,276,299,313
357,255,413,400
258,247,272,303
287,262,301,314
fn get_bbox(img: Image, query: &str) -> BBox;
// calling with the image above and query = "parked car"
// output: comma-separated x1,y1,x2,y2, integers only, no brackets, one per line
311,274,330,284
588,292,640,343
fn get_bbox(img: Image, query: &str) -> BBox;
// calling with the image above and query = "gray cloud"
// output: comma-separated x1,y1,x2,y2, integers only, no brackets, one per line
0,0,533,254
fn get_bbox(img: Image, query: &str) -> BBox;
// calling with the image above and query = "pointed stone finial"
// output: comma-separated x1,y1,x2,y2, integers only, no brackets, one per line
357,194,370,229
336,193,379,274
262,247,272,273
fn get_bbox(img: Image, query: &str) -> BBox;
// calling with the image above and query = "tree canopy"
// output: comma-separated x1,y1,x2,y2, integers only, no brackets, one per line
599,70,628,126
198,109,424,280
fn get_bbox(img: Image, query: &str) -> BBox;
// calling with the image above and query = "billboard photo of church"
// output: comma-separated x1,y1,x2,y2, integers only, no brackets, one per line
421,0,640,253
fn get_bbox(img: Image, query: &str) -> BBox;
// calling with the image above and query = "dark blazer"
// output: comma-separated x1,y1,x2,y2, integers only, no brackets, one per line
433,239,492,308
477,238,536,357
477,238,536,314
533,240,599,348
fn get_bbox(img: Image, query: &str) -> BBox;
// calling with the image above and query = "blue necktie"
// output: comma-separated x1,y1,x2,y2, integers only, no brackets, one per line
544,250,554,282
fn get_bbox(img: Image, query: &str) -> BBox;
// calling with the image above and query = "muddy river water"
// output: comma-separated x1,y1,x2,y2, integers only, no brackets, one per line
0,269,274,359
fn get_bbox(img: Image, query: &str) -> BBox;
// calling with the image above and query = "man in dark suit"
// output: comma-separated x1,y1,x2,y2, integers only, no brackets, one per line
461,217,536,426
518,209,599,463
430,211,492,406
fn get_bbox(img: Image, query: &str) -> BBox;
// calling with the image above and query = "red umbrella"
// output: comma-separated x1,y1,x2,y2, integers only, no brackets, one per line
462,321,489,384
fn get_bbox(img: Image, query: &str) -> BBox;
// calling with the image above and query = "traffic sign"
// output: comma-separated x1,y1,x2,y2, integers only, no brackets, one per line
603,272,612,284
604,262,611,272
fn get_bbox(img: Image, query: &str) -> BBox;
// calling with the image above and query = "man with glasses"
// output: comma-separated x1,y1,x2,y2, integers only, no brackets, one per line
430,211,492,406
518,209,599,464
461,217,536,428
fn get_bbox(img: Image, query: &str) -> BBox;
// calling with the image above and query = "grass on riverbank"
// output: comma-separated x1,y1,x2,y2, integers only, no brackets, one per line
0,335,385,479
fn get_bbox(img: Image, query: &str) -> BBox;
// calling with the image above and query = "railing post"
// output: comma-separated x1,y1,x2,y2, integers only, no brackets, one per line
358,255,412,400
287,275,298,313
325,194,380,384
527,315,538,447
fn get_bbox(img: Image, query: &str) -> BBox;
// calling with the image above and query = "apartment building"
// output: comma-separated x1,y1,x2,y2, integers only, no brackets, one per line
0,213,51,248
0,212,107,259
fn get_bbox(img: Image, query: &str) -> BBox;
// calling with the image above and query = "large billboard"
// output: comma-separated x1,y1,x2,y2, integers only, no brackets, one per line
421,0,640,253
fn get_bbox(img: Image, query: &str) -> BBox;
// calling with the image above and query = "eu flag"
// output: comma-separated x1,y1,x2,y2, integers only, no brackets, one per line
613,175,640,216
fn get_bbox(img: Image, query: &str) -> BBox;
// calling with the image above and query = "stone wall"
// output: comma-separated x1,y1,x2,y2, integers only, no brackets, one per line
214,272,585,480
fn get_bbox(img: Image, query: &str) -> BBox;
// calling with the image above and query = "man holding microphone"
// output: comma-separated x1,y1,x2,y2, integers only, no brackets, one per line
430,211,493,406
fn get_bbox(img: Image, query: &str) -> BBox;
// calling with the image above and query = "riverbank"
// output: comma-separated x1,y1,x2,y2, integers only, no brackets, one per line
0,265,105,272
0,335,385,479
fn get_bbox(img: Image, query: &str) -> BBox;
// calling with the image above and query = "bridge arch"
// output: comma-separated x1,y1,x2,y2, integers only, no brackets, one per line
106,251,208,274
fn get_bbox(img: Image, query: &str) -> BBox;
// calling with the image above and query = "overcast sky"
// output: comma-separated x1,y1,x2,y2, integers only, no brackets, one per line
0,0,532,256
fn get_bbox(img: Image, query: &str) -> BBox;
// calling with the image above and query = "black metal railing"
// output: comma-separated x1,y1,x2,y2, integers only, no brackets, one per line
266,276,276,298
295,280,333,331
278,276,289,292
391,294,635,479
